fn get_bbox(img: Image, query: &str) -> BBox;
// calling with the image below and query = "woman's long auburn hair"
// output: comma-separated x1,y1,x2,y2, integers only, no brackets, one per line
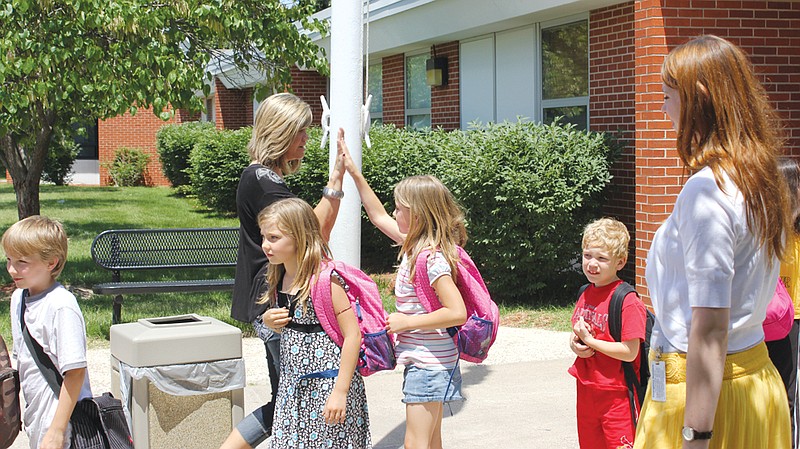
394,175,468,283
256,198,331,309
661,35,791,261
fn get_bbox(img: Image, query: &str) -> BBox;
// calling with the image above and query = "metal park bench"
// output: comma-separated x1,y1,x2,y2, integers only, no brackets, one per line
90,227,239,324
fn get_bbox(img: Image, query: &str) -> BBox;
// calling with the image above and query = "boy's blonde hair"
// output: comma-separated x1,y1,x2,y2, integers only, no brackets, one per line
2,215,68,278
394,175,468,283
582,218,629,260
256,198,330,309
248,93,312,175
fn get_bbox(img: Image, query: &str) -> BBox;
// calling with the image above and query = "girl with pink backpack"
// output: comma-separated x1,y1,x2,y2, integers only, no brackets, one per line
256,198,372,449
342,131,477,449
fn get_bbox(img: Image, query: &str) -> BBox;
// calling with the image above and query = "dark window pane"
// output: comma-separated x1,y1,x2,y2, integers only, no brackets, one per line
543,106,587,131
74,121,98,160
542,20,588,100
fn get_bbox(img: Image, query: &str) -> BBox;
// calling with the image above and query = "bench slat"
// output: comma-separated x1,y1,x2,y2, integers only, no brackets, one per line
92,279,235,295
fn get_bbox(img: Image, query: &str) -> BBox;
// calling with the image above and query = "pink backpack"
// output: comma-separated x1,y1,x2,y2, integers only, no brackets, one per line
413,247,499,363
311,260,397,376
764,277,795,342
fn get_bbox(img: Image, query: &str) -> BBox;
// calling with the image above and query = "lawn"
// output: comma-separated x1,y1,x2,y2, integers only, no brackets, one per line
0,183,574,345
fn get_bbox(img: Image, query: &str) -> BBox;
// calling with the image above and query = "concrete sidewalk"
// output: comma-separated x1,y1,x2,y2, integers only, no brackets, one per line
10,328,579,448
243,357,578,449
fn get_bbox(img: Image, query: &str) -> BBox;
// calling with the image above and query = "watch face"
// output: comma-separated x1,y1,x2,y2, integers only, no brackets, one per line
682,427,694,441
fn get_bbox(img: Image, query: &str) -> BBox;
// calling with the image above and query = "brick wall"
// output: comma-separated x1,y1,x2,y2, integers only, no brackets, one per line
98,108,181,187
430,42,460,130
382,54,406,127
290,67,328,125
215,79,253,130
633,0,800,299
589,2,637,282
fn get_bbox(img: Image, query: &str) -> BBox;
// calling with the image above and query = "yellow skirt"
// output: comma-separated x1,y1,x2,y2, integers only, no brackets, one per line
633,342,789,449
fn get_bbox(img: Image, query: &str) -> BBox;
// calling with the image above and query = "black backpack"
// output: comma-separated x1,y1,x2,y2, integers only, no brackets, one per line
578,282,654,427
0,334,21,449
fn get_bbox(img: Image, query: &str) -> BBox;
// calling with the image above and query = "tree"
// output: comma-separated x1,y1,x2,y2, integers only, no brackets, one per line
0,0,328,218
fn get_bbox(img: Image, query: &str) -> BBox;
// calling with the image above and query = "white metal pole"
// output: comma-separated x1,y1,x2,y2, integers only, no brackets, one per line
328,0,363,267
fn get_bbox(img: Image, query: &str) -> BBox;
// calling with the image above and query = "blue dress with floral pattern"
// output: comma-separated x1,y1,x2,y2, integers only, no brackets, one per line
269,290,372,449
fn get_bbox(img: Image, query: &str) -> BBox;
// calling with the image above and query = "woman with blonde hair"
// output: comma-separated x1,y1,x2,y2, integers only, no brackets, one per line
634,35,793,449
224,93,348,449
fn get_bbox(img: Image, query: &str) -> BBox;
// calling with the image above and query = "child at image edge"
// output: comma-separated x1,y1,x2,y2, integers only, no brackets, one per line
3,216,93,449
569,218,646,449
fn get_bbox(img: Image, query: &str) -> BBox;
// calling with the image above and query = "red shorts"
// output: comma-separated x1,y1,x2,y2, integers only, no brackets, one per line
576,381,635,449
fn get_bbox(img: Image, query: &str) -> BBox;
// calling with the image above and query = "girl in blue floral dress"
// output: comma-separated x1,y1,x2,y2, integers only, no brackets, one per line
259,198,372,449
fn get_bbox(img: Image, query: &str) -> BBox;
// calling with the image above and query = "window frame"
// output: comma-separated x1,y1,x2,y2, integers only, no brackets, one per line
201,96,216,124
367,60,383,124
404,49,431,130
538,14,589,130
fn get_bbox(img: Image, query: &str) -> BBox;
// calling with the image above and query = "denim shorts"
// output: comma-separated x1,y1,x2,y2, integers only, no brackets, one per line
401,364,465,403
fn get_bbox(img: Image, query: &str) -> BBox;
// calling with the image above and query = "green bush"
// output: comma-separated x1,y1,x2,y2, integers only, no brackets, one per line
284,127,329,204
156,122,216,188
439,121,616,302
188,127,251,213
357,122,616,302
42,131,80,186
104,147,150,187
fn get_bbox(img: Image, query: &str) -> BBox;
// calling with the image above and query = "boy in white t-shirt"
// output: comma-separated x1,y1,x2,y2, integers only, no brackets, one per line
2,216,92,449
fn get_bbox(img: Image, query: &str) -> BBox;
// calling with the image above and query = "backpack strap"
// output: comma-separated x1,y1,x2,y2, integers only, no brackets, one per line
19,290,63,397
577,284,590,301
608,282,636,343
310,260,345,347
607,281,642,428
413,249,443,313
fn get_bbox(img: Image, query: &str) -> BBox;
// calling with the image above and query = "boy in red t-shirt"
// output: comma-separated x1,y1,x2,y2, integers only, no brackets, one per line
568,218,647,449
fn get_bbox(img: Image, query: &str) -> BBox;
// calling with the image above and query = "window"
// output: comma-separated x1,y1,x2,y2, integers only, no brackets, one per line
367,62,383,124
74,120,98,160
201,97,216,124
541,20,588,130
405,52,430,130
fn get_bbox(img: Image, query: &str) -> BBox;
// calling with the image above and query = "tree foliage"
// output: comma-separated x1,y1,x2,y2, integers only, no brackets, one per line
0,0,327,218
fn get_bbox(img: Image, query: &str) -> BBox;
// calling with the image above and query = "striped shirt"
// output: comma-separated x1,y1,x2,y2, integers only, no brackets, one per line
394,252,459,369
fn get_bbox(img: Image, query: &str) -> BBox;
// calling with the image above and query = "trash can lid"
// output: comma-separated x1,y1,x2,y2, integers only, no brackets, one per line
110,314,242,367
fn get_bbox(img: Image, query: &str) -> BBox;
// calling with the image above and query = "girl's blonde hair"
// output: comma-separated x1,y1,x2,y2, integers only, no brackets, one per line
2,215,68,278
394,175,468,283
661,35,791,261
248,93,312,175
256,198,330,309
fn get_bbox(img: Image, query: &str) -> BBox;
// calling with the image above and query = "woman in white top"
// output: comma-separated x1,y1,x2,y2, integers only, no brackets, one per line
633,35,793,449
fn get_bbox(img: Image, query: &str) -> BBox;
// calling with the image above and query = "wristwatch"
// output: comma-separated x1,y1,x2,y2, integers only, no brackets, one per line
682,426,713,441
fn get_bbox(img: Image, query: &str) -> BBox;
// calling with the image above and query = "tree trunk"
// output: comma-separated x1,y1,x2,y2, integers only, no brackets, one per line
0,103,56,219
13,174,41,219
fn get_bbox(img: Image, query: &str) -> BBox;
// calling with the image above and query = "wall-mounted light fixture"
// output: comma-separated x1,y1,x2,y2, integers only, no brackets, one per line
426,56,448,87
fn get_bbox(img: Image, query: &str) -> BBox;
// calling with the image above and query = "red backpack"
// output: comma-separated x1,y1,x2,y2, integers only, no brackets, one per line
413,247,499,363
311,260,396,376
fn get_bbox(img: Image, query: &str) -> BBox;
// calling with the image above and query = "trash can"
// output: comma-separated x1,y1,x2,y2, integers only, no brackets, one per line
110,314,245,449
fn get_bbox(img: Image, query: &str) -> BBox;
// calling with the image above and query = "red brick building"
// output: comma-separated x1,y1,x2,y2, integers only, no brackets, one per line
92,0,800,290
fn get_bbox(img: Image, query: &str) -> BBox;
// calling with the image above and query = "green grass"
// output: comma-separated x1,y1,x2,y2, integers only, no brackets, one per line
0,183,574,345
